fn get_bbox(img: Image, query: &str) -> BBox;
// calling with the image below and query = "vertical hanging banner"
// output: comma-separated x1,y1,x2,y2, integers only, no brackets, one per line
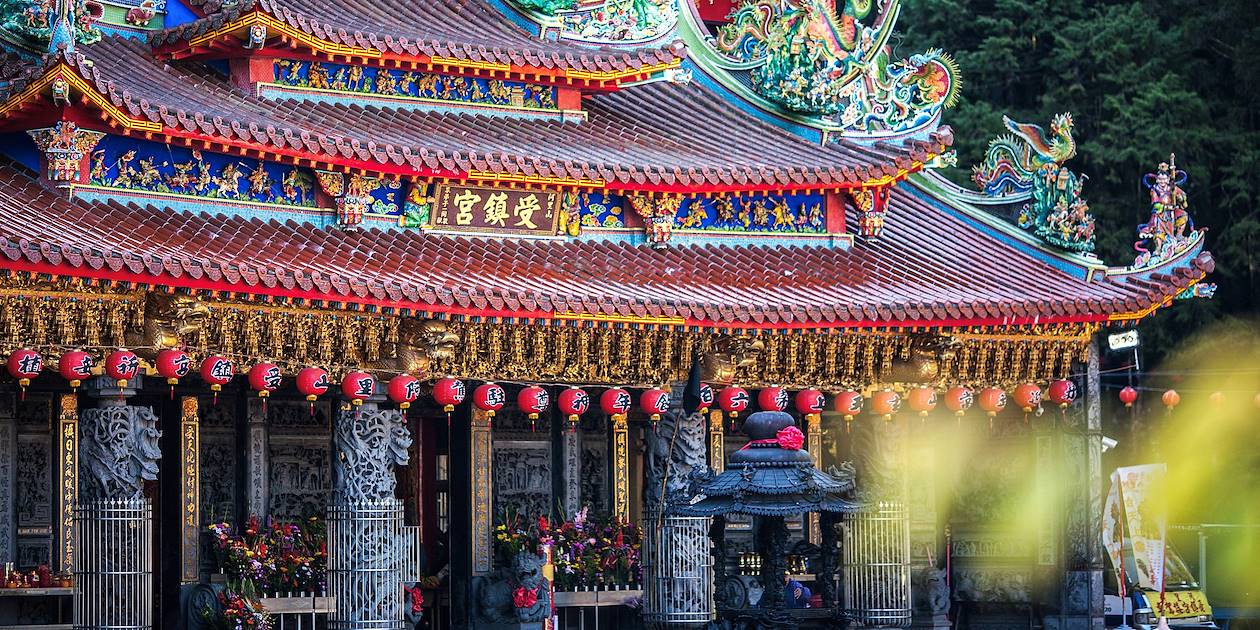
1115,464,1168,593
180,397,200,583
56,395,78,575
1103,471,1126,596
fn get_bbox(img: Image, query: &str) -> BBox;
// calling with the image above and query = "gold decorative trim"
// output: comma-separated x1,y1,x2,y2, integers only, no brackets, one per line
56,395,77,575
180,397,200,583
471,409,493,575
612,414,629,519
806,412,822,544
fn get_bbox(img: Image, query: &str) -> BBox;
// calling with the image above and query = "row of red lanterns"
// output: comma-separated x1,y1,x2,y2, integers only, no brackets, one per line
1117,387,1260,410
5,348,1084,422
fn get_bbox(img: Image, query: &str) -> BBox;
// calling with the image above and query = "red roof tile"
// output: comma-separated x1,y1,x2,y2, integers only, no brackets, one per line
151,0,681,76
0,161,1212,328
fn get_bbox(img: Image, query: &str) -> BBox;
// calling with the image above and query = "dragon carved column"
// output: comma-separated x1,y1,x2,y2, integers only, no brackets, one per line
329,394,412,630
77,375,162,630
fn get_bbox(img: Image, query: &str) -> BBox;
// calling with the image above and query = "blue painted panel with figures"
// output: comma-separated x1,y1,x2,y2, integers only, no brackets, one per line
577,191,827,233
87,135,318,208
270,60,558,110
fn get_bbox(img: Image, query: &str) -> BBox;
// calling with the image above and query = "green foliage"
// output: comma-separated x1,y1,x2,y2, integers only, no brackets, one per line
900,0,1260,363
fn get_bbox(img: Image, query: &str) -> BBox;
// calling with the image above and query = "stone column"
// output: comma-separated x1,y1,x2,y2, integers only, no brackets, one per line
244,397,269,519
908,414,950,629
179,397,200,583
329,394,411,630
0,393,13,565
1048,343,1104,630
806,411,823,544
470,408,493,575
56,394,77,575
78,376,161,630
561,419,581,517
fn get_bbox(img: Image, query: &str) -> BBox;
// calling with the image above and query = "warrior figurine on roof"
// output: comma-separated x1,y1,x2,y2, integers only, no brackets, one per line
1134,154,1198,268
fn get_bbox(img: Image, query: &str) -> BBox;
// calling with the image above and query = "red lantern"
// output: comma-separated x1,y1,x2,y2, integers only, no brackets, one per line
978,387,1007,417
696,383,715,413
907,387,937,417
1119,386,1137,408
833,390,863,426
717,386,750,417
296,367,330,415
104,349,140,389
518,385,549,431
1047,380,1077,408
944,386,973,417
558,387,590,429
388,374,421,418
758,386,789,412
795,388,826,417
600,388,632,418
641,387,671,423
341,370,375,406
155,348,191,399
473,382,507,418
432,377,466,413
7,348,41,399
248,362,282,399
200,355,235,404
870,389,901,421
58,350,94,390
1162,389,1180,410
1013,383,1042,414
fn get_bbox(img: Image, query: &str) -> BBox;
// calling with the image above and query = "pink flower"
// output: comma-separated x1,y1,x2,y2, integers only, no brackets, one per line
776,425,805,450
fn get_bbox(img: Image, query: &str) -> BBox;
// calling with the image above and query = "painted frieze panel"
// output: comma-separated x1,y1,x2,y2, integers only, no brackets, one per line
271,60,558,110
576,191,827,233
313,170,404,223
87,136,318,208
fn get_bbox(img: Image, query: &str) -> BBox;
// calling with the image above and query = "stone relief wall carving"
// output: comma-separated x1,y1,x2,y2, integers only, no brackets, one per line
0,417,13,562
580,441,607,513
493,442,551,519
15,434,50,527
269,441,330,519
200,436,237,524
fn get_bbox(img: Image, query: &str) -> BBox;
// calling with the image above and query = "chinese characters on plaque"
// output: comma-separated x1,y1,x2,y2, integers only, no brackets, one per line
431,184,560,235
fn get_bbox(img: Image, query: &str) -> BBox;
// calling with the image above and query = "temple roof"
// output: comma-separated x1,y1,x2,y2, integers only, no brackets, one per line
0,36,943,192
151,0,682,77
0,160,1212,329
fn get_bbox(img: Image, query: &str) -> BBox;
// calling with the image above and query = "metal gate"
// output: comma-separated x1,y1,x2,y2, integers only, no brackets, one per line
327,499,406,630
74,498,153,630
843,502,911,627
643,514,713,628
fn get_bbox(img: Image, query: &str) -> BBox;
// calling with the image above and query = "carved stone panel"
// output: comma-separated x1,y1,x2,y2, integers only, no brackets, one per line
580,439,607,513
78,406,161,502
492,441,551,519
269,439,330,519
331,406,410,504
200,433,237,525
0,417,13,562
16,434,50,527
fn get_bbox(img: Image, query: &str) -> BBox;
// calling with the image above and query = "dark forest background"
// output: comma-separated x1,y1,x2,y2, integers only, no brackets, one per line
899,0,1260,364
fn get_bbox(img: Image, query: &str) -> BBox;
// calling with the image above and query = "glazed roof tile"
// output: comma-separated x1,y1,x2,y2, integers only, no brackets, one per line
151,0,682,75
0,161,1212,328
12,36,935,191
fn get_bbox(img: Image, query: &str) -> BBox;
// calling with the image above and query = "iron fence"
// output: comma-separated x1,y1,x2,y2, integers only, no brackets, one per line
327,499,406,630
74,498,153,630
643,514,712,628
843,502,912,628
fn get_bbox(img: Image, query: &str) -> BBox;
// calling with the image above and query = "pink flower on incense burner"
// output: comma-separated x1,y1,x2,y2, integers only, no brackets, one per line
776,425,805,451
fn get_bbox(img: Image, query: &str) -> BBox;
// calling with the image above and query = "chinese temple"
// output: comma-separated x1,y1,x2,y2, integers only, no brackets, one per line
0,0,1214,629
